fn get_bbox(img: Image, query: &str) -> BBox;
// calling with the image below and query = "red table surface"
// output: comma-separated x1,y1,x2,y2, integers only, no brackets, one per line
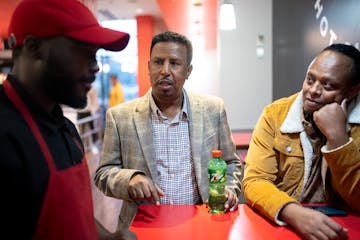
130,204,360,240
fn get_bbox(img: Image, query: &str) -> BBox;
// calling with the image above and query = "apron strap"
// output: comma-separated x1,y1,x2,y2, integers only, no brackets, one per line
3,80,57,172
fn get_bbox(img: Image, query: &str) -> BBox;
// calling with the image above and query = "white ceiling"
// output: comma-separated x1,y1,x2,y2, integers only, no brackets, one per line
95,0,162,21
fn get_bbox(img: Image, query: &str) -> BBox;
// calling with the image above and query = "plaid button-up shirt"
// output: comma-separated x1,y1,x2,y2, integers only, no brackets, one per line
150,94,200,204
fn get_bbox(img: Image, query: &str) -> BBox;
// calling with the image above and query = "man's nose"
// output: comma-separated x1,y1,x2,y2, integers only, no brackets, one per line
160,62,170,75
92,62,100,73
309,81,322,95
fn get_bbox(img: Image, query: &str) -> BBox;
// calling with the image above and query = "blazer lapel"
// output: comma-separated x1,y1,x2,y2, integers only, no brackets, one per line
133,93,158,183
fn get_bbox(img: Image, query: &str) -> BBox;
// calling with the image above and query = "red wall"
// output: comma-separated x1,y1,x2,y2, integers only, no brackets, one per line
0,0,22,39
136,16,154,97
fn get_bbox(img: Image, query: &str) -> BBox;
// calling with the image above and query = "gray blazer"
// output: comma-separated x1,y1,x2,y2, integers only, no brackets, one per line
94,90,241,229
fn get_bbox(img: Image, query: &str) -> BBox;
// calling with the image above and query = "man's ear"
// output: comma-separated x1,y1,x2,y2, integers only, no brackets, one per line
22,35,42,59
348,83,360,101
185,64,193,79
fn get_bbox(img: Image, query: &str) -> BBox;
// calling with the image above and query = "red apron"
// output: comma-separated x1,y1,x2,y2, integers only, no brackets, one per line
4,80,98,240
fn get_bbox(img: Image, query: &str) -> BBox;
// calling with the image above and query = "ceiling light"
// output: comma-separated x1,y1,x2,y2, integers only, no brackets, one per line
193,1,203,7
219,0,236,30
135,8,144,14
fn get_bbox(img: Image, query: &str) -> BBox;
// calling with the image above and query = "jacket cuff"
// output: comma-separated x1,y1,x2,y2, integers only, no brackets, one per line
321,137,352,153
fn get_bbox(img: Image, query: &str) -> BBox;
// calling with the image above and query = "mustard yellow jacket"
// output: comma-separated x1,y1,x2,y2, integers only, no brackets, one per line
242,92,360,223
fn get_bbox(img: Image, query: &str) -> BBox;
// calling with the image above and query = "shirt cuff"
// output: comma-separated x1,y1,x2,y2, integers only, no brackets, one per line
129,171,146,180
321,137,352,153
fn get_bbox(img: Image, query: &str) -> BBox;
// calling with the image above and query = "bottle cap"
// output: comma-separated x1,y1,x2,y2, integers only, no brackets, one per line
212,150,222,157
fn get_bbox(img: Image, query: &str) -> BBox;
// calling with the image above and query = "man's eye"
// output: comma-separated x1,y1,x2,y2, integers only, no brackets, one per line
323,82,334,90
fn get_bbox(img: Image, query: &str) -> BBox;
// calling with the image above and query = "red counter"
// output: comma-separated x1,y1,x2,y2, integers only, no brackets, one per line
130,204,360,240
232,132,252,150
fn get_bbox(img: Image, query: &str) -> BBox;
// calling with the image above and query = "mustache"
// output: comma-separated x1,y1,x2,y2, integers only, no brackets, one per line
157,78,173,85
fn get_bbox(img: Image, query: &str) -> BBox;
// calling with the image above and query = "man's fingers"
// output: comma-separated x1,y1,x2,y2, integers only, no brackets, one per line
155,184,165,196
151,184,165,205
325,217,349,240
142,184,154,199
338,227,349,240
129,175,158,201
225,194,232,209
129,187,144,200
224,189,239,211
128,189,137,199
230,204,238,211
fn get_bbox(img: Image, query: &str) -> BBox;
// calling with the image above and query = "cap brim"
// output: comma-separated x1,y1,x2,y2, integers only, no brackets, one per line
67,26,130,51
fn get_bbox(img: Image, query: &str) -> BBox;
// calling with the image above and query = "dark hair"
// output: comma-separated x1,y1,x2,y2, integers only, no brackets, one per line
150,31,193,65
322,43,360,84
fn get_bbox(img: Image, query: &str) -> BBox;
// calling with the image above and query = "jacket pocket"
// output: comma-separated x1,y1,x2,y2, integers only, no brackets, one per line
273,135,304,194
274,135,303,157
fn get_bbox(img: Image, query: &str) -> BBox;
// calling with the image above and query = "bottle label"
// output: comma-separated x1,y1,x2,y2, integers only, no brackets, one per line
208,169,226,183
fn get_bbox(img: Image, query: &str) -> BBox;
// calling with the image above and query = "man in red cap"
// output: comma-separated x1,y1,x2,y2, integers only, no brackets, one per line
0,0,135,239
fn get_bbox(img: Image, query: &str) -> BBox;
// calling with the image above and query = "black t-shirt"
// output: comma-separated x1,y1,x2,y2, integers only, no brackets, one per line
0,76,84,239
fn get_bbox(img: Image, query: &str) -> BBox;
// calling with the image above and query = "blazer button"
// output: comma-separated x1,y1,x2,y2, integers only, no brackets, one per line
286,146,292,153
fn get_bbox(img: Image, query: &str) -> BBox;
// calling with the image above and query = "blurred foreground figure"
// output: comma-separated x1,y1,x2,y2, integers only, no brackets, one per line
0,0,136,239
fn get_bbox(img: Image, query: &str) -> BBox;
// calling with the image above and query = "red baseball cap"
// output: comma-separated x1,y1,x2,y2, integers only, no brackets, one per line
8,0,130,51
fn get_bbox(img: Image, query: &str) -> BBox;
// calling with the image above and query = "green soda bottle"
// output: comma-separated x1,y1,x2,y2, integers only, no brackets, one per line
208,150,227,214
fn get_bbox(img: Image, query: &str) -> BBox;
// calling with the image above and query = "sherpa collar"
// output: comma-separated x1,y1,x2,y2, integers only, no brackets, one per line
279,91,360,194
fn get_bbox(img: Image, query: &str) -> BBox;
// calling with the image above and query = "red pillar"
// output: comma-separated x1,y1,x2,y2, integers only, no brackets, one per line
136,15,154,97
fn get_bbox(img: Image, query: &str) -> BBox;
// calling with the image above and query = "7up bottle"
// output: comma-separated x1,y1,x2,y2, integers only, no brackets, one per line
208,150,227,214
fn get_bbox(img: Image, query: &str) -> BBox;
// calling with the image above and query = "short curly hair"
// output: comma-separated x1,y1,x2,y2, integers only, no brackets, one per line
150,31,193,65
